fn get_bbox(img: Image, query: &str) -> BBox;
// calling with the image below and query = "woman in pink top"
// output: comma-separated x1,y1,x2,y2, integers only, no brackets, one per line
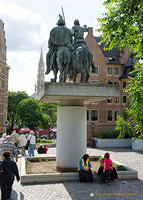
102,153,113,183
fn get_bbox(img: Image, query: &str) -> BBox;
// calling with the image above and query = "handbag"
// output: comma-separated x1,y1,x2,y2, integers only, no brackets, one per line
25,136,31,150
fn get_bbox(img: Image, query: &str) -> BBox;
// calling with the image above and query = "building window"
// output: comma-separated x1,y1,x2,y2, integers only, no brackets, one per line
123,96,127,103
114,82,119,86
114,68,119,75
115,111,119,121
107,99,112,103
123,81,126,89
107,68,112,74
107,80,113,85
107,111,112,121
91,110,98,121
92,67,98,74
87,110,89,121
114,97,119,103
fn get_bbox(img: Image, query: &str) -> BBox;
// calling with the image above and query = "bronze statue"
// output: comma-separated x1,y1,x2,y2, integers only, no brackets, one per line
46,15,73,82
45,16,96,83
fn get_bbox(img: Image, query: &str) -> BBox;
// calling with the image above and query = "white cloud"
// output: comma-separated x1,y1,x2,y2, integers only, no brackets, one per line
0,0,107,96
0,0,48,51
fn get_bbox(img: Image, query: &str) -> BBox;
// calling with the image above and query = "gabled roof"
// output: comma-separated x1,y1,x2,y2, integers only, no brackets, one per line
119,53,139,79
125,53,139,67
95,37,121,65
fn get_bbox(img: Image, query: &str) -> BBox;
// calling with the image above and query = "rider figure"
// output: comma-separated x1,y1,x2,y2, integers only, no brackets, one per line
45,15,72,74
71,19,96,73
71,19,88,50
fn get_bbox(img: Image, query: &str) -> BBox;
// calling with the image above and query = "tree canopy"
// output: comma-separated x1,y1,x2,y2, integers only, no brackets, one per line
16,98,42,130
8,91,28,128
98,0,143,58
98,0,143,137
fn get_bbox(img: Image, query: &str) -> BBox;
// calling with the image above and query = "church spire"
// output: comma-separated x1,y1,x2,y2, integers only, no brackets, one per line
37,47,45,94
39,46,44,65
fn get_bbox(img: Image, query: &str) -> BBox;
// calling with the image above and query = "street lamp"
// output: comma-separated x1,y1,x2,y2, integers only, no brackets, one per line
91,122,95,148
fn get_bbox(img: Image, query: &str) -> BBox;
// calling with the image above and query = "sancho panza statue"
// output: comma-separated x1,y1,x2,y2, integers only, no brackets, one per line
45,15,96,83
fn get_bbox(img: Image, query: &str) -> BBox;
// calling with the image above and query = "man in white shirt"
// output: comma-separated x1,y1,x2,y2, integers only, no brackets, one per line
18,132,27,156
10,130,19,147
27,131,36,157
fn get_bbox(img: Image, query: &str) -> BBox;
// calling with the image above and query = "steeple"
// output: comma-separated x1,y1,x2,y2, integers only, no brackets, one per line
37,47,45,94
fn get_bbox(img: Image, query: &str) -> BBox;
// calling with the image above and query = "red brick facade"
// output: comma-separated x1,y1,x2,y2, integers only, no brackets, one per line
85,27,131,141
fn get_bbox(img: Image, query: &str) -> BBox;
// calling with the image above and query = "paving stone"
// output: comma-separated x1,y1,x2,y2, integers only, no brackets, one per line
1,147,143,200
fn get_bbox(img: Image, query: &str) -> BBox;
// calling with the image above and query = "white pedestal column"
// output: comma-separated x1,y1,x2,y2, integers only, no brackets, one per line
56,106,86,170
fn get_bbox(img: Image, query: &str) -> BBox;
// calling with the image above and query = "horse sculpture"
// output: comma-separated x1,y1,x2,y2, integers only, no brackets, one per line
71,45,96,83
56,47,72,82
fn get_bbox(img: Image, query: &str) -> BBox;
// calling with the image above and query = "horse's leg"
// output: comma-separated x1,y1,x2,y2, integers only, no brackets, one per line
57,57,63,82
63,65,67,82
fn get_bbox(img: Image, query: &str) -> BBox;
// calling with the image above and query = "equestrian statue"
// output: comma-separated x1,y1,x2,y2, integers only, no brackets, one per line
45,15,96,83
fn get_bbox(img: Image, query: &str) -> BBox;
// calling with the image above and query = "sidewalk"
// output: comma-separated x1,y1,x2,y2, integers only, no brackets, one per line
6,148,143,199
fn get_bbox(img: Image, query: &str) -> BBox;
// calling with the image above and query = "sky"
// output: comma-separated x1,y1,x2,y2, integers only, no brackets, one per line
0,0,107,96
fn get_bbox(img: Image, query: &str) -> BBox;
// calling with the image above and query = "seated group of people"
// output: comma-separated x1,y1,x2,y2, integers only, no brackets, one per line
79,152,118,183
37,144,48,154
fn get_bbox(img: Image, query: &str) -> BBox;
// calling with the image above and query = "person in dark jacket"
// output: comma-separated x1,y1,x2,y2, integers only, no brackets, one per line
37,144,45,154
0,151,20,200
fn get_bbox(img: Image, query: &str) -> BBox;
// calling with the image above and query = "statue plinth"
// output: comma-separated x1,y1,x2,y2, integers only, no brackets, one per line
38,82,119,170
37,82,119,105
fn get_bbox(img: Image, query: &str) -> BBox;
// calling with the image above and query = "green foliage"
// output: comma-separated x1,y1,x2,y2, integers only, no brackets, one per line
116,165,128,171
95,130,121,139
16,98,42,130
98,0,143,59
8,91,28,128
38,102,59,129
26,159,30,165
98,0,143,138
115,115,133,138
27,157,42,162
36,138,54,144
126,63,143,135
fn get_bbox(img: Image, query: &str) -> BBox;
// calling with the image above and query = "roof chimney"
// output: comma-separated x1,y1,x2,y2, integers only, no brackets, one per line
88,27,93,35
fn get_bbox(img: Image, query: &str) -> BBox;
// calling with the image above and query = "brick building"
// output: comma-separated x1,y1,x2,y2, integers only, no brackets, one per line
85,27,133,141
0,19,9,133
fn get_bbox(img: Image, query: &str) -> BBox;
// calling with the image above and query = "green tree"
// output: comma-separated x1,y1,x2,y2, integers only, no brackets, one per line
98,0,143,58
98,0,143,138
115,115,133,138
126,63,143,136
17,98,42,130
38,102,58,129
8,91,28,128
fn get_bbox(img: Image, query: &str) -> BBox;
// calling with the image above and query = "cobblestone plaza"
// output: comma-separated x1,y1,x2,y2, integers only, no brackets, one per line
4,147,143,200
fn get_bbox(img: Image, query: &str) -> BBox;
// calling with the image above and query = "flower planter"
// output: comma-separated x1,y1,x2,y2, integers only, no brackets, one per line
132,138,143,151
21,156,137,184
94,138,132,148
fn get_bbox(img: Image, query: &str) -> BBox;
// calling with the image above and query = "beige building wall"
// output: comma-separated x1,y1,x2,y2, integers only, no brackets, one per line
0,19,9,134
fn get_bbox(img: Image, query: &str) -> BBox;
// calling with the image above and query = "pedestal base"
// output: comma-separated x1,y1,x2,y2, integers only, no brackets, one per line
56,106,86,169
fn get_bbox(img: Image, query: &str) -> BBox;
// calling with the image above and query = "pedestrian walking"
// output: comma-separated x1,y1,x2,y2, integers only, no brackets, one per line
0,151,20,200
10,130,19,147
0,135,18,162
27,131,36,157
18,132,27,156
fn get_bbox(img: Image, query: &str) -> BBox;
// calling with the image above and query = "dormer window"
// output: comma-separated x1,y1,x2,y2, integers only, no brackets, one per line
109,57,113,61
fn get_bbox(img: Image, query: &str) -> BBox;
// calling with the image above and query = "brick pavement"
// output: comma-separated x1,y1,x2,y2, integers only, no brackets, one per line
2,147,143,200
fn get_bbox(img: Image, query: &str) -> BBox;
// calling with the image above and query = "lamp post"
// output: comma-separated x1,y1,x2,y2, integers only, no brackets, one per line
91,122,95,148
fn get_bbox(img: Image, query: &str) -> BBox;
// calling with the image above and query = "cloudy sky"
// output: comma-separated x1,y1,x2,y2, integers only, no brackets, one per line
0,0,106,96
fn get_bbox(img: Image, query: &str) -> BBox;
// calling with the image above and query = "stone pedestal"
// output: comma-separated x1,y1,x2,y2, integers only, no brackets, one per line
37,82,119,170
56,106,86,170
